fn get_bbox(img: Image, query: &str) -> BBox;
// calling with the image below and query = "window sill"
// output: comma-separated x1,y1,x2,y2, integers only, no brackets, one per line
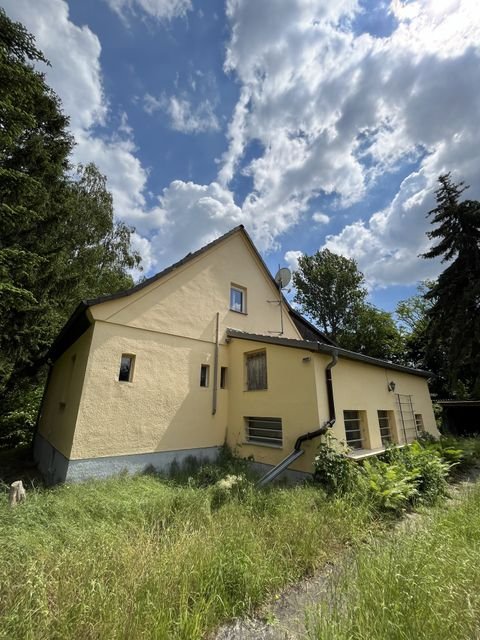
244,388,268,392
229,308,248,315
243,441,283,449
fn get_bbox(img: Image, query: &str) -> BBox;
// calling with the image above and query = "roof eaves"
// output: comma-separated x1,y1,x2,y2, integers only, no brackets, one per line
226,329,432,378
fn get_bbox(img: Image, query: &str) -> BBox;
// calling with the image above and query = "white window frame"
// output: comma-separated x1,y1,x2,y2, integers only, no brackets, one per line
230,284,247,313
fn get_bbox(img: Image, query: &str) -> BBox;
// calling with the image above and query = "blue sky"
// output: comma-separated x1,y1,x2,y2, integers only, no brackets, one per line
4,0,480,313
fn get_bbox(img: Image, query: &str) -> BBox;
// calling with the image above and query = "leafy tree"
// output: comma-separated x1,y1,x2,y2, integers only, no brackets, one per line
421,174,480,398
0,10,141,445
293,249,367,341
293,248,405,361
339,304,405,362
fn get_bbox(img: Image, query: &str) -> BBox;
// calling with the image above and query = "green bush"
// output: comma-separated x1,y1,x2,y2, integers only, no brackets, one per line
313,435,361,495
361,459,419,513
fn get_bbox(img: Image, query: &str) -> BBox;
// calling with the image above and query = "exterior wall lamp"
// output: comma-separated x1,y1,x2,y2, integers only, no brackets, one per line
387,381,396,392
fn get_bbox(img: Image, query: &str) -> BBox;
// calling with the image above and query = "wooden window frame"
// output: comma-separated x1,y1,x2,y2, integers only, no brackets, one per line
245,350,267,391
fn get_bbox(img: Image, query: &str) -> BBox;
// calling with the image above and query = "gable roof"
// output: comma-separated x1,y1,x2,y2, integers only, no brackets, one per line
49,225,330,361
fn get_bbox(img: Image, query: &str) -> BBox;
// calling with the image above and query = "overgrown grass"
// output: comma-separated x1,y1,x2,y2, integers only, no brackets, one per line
0,473,382,640
307,482,480,640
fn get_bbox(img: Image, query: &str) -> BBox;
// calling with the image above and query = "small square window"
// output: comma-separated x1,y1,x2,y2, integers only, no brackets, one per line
220,367,227,389
200,364,210,387
230,285,246,313
119,354,135,382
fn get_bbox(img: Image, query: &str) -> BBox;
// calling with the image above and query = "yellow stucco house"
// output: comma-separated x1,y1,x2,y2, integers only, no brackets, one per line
34,226,439,484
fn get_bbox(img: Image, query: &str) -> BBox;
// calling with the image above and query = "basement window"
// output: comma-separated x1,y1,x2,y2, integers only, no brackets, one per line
377,410,393,446
344,410,365,449
119,354,135,382
245,417,282,447
415,413,424,431
200,364,210,388
220,366,228,389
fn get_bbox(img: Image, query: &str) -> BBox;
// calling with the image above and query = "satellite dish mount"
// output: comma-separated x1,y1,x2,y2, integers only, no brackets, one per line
268,266,292,335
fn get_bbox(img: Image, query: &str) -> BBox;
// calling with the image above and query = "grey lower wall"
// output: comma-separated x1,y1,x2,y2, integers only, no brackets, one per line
33,432,221,484
34,433,311,486
33,432,70,485
66,446,222,482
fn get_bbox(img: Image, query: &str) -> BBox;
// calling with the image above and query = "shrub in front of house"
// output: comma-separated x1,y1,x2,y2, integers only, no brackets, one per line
314,437,452,512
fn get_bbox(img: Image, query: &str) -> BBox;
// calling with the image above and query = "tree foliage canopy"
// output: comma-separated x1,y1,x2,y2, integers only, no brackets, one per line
293,249,367,341
293,248,404,361
0,9,141,445
421,173,480,398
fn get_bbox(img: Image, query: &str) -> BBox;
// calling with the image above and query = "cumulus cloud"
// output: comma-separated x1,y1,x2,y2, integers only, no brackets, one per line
312,212,330,225
284,250,303,273
2,0,169,270
104,0,191,23
144,93,220,133
221,0,480,285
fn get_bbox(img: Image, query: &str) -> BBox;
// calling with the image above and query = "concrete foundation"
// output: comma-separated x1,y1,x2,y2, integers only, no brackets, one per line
33,433,221,484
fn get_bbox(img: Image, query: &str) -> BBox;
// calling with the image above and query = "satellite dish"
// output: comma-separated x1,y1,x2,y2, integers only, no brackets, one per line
275,267,292,289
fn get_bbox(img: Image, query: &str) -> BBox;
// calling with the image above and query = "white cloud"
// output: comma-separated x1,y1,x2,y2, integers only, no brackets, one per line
2,0,168,270
312,212,330,225
144,93,220,133
104,0,191,22
284,250,303,273
220,0,480,285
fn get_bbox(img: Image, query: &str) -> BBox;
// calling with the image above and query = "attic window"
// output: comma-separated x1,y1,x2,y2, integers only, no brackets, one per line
230,285,246,313
119,354,135,382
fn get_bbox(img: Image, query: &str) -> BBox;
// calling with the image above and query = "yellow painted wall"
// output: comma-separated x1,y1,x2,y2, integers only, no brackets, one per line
88,231,300,343
37,327,93,458
326,356,439,449
226,339,321,473
226,338,439,474
69,321,229,460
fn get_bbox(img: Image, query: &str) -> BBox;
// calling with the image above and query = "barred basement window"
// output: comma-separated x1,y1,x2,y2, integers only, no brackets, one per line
343,410,364,449
245,350,267,390
377,410,392,446
415,413,424,431
200,364,210,387
119,354,135,382
245,417,282,447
